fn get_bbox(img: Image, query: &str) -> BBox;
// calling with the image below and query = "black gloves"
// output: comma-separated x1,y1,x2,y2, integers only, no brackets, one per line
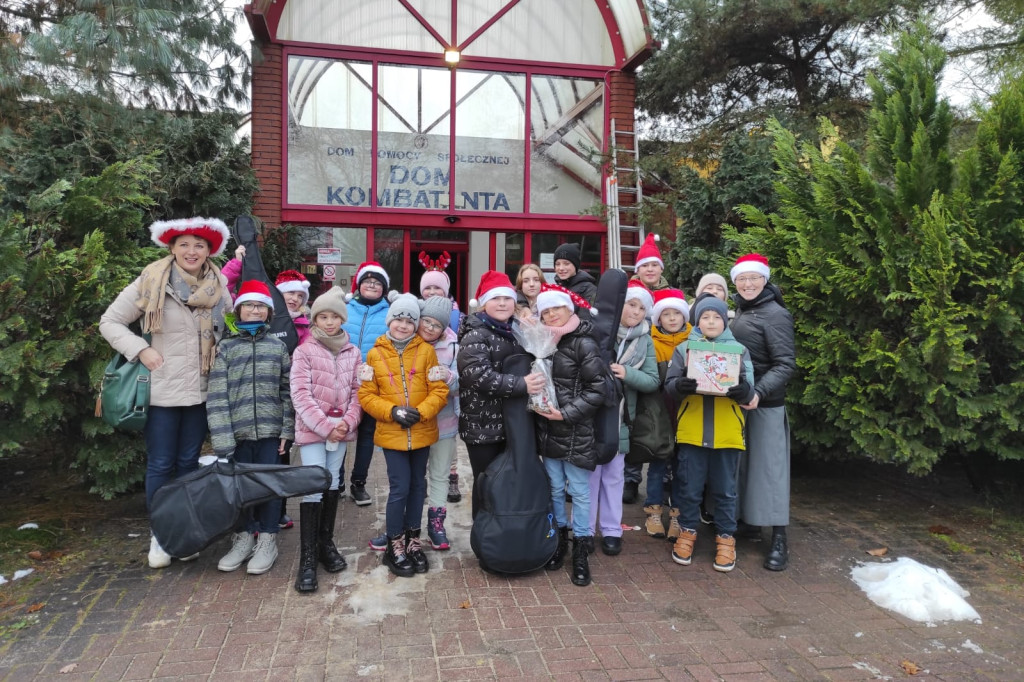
670,376,698,398
391,406,421,427
726,383,753,404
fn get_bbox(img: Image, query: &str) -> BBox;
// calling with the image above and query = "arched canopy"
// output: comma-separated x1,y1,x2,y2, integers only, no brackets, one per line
248,0,652,69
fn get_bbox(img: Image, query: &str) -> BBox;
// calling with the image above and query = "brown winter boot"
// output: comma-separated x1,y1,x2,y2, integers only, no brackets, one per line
666,508,682,540
714,534,736,572
643,505,665,538
671,528,697,566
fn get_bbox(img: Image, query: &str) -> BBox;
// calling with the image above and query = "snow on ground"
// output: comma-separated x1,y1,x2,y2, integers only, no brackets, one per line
851,556,982,625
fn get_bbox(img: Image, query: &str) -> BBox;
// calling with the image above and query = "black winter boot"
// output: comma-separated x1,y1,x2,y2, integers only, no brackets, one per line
318,490,347,573
294,502,320,593
545,527,569,571
383,534,415,578
405,529,429,574
571,537,592,586
764,527,789,571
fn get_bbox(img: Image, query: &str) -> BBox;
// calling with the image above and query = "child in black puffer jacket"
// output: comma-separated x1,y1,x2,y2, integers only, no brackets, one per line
457,271,546,518
533,284,606,588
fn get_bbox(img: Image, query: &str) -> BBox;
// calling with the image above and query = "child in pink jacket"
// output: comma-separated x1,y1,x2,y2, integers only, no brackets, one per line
289,287,362,593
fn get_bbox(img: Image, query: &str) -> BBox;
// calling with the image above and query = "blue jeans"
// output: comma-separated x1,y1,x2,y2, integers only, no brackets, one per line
234,438,283,534
347,415,377,486
143,404,208,511
643,453,681,507
299,442,345,503
675,444,740,535
383,447,429,538
543,457,591,538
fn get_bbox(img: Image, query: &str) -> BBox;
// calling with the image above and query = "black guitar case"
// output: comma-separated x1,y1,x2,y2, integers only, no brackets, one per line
231,215,299,354
589,268,629,465
470,353,558,574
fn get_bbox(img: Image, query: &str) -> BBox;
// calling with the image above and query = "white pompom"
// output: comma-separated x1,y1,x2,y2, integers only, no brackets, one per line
653,234,660,242
468,298,479,308
345,292,354,301
387,289,401,303
590,307,598,316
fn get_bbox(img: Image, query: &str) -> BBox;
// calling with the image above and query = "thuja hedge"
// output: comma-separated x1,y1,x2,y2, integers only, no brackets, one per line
730,27,1024,474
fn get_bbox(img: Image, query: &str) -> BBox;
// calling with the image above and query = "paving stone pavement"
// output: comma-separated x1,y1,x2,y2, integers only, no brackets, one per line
1,442,1022,681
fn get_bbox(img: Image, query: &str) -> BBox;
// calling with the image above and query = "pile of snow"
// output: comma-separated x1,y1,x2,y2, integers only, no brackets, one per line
851,557,982,624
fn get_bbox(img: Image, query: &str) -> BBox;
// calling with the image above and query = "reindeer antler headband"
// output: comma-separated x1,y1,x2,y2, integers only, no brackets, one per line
419,251,451,272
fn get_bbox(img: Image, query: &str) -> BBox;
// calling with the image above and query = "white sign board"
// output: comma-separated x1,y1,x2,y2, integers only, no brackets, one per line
539,253,554,269
317,248,342,264
322,265,337,281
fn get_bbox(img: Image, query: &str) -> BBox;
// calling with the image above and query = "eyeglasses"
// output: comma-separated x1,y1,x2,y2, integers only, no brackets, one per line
420,320,444,331
240,302,269,310
734,275,765,285
360,279,383,288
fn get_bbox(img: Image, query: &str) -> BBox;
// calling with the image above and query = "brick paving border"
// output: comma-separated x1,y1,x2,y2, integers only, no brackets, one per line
1,443,1022,681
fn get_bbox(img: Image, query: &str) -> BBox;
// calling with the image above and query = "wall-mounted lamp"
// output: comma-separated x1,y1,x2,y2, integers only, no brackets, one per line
444,215,460,224
444,49,461,66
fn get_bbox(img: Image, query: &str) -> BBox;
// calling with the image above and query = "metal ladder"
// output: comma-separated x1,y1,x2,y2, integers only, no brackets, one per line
606,119,644,270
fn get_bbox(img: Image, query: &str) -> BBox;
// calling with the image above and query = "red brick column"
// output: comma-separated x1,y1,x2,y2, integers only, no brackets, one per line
251,41,283,229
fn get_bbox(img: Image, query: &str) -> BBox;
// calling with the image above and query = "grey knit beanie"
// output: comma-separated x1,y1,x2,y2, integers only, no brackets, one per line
386,293,421,326
693,295,730,331
419,296,453,328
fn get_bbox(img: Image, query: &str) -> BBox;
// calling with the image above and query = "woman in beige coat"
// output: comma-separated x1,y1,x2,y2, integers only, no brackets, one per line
100,217,232,568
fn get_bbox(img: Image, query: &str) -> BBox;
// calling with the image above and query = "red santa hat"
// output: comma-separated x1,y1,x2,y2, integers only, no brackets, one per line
149,217,230,257
730,253,771,283
536,283,591,316
651,288,689,323
634,233,663,269
234,280,274,311
351,261,390,294
469,270,517,308
274,270,310,305
624,280,654,316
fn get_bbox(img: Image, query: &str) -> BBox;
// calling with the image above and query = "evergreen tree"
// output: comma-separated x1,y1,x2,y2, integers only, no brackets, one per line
0,0,249,125
733,25,1024,473
637,0,937,137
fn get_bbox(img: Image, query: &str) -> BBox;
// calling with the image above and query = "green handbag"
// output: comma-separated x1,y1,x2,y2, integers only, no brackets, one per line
99,336,152,432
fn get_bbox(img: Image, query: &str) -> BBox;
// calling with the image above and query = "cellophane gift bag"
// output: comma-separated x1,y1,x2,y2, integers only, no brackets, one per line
513,319,559,414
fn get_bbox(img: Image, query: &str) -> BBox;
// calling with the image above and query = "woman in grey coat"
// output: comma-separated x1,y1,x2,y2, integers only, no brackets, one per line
728,254,796,571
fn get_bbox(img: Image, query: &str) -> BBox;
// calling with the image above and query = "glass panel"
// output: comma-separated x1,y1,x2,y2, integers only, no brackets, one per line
287,57,373,207
293,227,368,296
531,235,602,283
376,65,452,210
373,229,406,293
529,76,604,215
453,71,526,213
503,233,525,284
278,0,442,53
465,0,615,66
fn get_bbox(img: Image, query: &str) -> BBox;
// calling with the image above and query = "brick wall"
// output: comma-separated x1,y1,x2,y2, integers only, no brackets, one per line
251,42,283,229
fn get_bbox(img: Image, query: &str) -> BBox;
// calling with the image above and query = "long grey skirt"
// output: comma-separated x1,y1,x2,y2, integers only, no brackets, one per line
738,405,790,526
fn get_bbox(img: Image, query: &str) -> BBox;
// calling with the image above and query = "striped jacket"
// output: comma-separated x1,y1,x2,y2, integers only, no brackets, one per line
207,327,295,456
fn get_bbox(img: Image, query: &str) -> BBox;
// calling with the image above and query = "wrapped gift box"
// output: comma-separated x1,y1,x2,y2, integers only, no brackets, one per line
687,340,743,396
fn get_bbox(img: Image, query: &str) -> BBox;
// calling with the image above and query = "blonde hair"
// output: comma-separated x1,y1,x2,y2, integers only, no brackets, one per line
515,263,545,292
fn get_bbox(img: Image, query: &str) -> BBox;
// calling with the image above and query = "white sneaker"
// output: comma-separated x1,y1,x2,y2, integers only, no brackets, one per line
246,533,278,575
218,532,255,572
148,535,171,569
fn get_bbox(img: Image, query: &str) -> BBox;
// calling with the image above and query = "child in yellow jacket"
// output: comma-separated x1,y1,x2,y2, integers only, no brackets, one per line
358,294,449,578
663,296,754,573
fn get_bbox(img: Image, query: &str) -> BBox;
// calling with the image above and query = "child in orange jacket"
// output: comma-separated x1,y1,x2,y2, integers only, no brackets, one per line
358,293,449,578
